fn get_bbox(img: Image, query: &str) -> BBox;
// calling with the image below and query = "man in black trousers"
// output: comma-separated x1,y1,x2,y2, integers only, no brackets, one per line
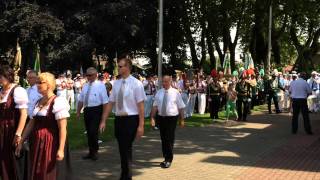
99,55,146,180
150,75,185,168
289,72,313,135
265,73,284,114
77,67,109,160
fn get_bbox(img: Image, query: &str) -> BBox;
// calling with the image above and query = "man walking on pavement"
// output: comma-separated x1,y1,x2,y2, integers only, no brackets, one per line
99,54,146,180
289,72,313,135
77,67,109,160
150,75,185,168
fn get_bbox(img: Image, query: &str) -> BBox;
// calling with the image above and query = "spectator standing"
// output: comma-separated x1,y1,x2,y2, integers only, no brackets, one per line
289,72,313,135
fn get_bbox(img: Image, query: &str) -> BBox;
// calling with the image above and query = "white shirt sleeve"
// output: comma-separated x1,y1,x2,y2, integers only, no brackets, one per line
134,81,147,103
109,82,116,103
153,92,160,107
52,97,70,120
176,91,186,109
14,87,28,109
99,83,109,104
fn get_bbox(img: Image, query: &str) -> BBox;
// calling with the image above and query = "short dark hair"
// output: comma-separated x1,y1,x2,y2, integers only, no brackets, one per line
0,65,15,83
27,70,38,76
117,53,133,71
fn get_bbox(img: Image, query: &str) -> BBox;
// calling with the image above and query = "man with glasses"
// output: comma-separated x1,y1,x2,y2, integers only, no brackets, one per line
26,70,42,119
77,67,109,161
99,55,146,180
151,75,185,168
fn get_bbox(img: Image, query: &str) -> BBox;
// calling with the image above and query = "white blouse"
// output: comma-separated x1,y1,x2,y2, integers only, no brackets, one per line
0,85,28,109
32,96,70,120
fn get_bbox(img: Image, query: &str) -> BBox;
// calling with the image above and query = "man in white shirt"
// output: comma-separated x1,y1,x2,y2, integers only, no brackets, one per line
66,74,75,110
77,67,109,160
307,71,319,112
26,70,42,119
289,72,313,135
74,74,84,112
99,55,146,180
56,74,67,99
151,75,185,168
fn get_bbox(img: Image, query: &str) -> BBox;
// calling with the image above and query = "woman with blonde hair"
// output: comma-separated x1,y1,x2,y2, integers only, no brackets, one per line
16,72,72,180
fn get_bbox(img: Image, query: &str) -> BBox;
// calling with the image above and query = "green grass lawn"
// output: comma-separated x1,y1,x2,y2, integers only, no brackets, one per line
68,105,265,150
67,113,152,150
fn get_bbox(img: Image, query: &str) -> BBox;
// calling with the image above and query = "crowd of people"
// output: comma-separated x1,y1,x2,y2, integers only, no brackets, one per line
0,54,319,179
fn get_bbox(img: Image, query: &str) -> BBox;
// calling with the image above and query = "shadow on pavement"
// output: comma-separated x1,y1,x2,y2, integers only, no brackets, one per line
71,110,320,179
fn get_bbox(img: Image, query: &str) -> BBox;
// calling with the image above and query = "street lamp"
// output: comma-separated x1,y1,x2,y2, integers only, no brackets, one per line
267,3,284,75
267,3,272,75
158,0,164,87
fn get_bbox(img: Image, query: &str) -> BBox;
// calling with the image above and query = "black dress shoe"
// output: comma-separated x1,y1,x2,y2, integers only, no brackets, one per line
160,161,171,168
82,154,92,160
91,153,98,161
307,131,313,135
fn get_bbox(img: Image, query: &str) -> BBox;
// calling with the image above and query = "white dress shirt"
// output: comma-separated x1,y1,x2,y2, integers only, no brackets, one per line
0,84,28,109
26,85,42,117
33,96,70,120
153,87,185,116
289,78,312,99
78,80,109,108
109,75,146,116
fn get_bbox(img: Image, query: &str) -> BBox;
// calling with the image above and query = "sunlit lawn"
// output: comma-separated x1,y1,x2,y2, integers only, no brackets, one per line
68,105,265,149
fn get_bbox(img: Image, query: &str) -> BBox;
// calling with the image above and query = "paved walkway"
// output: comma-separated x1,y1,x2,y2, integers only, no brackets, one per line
71,111,320,180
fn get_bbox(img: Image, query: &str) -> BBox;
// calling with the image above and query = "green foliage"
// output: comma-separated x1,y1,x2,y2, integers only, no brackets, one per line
0,0,318,72
0,3,64,46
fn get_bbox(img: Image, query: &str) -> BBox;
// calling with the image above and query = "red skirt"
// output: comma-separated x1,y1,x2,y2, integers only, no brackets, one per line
0,119,18,180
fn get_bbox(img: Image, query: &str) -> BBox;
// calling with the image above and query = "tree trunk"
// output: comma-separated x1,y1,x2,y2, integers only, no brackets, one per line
200,27,207,67
206,33,216,69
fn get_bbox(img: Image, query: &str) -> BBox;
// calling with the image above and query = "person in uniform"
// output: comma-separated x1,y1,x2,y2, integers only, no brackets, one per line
196,75,207,115
0,65,28,180
256,74,265,105
77,67,109,161
99,55,146,180
56,74,67,99
16,72,72,179
307,71,319,112
143,74,156,118
179,75,190,118
207,69,222,121
265,73,284,114
249,74,258,113
150,75,185,168
289,72,313,135
74,74,84,112
66,74,75,110
187,80,197,117
236,74,252,121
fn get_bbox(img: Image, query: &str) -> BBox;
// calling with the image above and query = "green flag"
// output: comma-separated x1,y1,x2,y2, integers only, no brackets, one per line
34,45,41,73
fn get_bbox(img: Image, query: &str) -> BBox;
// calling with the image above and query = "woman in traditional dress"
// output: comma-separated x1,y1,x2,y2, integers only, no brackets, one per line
16,72,72,180
0,65,28,180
